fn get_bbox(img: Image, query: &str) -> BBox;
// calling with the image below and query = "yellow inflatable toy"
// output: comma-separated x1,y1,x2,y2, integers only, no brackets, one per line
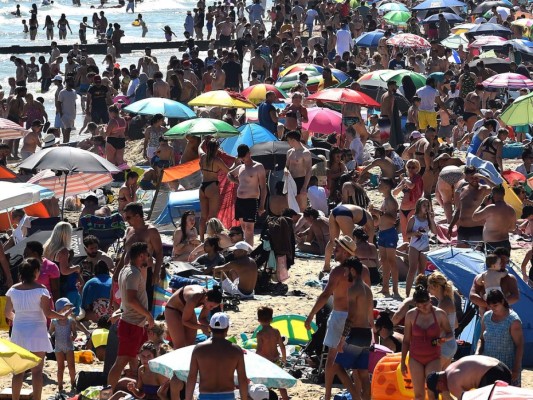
132,19,141,26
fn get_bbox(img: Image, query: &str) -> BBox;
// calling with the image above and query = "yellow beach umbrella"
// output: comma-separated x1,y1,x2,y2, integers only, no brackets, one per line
0,339,41,376
188,90,256,109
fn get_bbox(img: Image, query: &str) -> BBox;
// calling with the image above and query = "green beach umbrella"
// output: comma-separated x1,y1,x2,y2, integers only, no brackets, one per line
164,118,240,138
500,92,533,126
358,69,427,89
383,11,411,27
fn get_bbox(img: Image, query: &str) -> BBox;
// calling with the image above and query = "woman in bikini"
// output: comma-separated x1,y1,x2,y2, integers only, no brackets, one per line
326,147,347,203
401,285,453,400
143,114,167,161
393,159,423,242
43,16,55,40
118,171,139,214
340,172,370,208
57,14,72,40
164,284,222,349
172,210,200,261
105,105,127,167
353,226,380,285
323,204,374,272
199,138,230,241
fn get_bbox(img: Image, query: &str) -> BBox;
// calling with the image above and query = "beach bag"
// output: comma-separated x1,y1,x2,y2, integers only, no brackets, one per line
75,371,107,393
276,255,289,283
79,386,102,400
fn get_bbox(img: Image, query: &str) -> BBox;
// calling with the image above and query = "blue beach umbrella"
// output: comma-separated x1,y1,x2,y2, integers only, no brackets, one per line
220,123,278,156
422,12,464,23
123,98,196,119
413,0,466,10
468,22,513,38
354,29,393,47
378,2,409,12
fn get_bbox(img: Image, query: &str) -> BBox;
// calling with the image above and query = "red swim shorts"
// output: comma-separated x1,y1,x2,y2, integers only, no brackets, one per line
117,319,147,358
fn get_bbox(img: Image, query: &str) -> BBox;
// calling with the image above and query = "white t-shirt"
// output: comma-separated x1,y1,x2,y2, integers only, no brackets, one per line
336,28,353,56
58,88,77,118
349,136,364,165
307,186,329,216
416,85,439,112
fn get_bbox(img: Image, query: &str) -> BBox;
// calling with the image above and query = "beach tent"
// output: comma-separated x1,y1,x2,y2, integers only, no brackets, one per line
153,189,201,226
427,247,533,367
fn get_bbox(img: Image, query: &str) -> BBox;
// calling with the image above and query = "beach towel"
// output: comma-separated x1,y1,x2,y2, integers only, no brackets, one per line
217,152,237,228
283,172,299,213
436,223,457,245
162,159,200,183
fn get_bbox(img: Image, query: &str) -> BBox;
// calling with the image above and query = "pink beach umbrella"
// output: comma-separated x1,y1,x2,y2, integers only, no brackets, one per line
482,72,533,90
28,169,114,198
468,35,508,48
0,118,27,140
302,107,342,134
387,33,431,49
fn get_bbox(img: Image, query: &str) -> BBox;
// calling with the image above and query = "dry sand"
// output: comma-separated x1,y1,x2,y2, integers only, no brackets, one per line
0,149,531,399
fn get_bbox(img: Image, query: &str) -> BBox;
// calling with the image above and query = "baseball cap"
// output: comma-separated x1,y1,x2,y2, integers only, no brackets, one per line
209,312,230,330
55,297,73,311
426,371,440,398
52,75,62,82
334,235,356,256
228,241,253,254
410,130,422,140
249,384,269,400
81,195,98,205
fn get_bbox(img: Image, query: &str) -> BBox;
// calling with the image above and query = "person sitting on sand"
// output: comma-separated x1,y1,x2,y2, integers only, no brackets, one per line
193,237,225,275
172,210,201,261
296,206,330,255
188,218,233,261
78,195,111,223
213,241,257,299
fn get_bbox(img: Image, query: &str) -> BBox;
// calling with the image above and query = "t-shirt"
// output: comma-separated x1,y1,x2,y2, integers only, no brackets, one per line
118,265,148,326
58,88,77,118
416,85,439,111
36,258,60,300
336,28,353,56
222,60,242,89
248,3,264,22
258,101,277,133
87,84,109,109
307,186,329,216
349,136,364,165
82,274,112,309
305,9,318,24
388,59,405,70
190,58,205,79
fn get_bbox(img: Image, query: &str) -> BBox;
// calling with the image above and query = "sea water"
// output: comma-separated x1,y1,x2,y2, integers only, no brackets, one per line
0,0,272,142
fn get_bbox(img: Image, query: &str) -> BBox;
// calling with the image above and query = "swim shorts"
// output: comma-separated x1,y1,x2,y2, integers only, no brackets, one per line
378,227,398,249
324,310,348,348
418,110,438,130
117,319,147,358
235,197,258,223
479,361,512,387
457,225,483,243
378,117,391,142
335,327,372,370
198,393,235,400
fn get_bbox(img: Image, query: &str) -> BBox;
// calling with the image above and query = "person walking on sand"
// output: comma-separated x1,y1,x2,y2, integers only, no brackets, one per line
285,130,312,212
186,312,248,400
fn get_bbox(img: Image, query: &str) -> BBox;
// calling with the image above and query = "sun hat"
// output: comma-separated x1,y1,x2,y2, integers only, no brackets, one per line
334,235,356,256
42,133,59,149
410,130,422,140
55,297,73,311
228,241,253,254
209,312,230,330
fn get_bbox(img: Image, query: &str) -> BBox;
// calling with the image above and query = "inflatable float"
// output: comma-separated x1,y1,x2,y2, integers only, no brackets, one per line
132,19,141,26
252,314,317,346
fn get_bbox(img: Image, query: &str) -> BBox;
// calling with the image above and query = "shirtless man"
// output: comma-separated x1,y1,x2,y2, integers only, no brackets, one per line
370,177,399,297
297,207,330,255
83,235,114,272
285,130,312,211
248,49,269,81
177,70,198,104
186,313,248,400
7,86,26,159
180,134,201,163
335,257,375,400
282,93,309,136
377,31,391,68
378,80,396,143
20,119,42,160
463,84,484,133
75,58,90,112
213,241,257,299
426,355,512,400
217,17,234,48
116,202,163,298
211,60,226,90
15,59,26,87
413,127,439,197
448,166,495,245
472,185,516,252
357,146,395,181
152,71,170,98
227,144,267,246
271,44,284,81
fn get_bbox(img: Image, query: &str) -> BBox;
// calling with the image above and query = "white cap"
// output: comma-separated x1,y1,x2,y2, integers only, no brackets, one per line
249,384,269,400
52,75,63,81
228,241,253,254
209,312,230,330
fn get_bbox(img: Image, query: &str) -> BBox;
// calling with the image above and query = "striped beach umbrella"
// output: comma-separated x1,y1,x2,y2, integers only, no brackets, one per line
0,118,27,140
279,63,322,77
358,69,427,89
241,84,287,105
441,33,469,49
308,88,381,107
468,35,508,48
482,72,533,90
28,170,114,198
387,33,431,49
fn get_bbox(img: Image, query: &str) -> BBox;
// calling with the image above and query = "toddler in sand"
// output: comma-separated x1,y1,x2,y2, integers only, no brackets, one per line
475,254,508,315
256,306,289,400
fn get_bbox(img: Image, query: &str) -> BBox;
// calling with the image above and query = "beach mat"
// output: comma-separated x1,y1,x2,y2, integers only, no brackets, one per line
295,251,325,259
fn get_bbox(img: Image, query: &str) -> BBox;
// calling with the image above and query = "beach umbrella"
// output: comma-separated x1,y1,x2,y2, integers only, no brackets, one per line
112,95,130,106
307,88,381,107
355,30,392,47
383,11,411,26
279,63,323,77
220,123,278,156
250,141,322,170
482,72,533,89
451,22,476,34
164,118,239,138
511,18,533,29
413,0,466,10
467,57,510,73
358,69,427,89
358,86,412,113
28,169,114,198
379,2,409,12
483,6,510,19
468,35,508,48
0,118,27,140
302,107,343,134
468,23,512,38
149,345,297,388
276,72,349,92
387,33,431,49
188,90,256,109
241,84,287,105
422,12,464,24
472,0,512,14
441,33,469,49
0,181,54,213
0,339,42,376
500,91,533,125
123,98,196,119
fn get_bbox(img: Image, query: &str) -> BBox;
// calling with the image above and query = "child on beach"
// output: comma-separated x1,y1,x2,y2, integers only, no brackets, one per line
475,254,508,315
163,25,176,41
138,14,148,37
256,306,289,400
49,297,77,392
22,19,28,34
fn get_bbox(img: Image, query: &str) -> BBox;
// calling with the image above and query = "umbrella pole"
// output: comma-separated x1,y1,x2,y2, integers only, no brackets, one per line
61,172,68,219
147,168,165,220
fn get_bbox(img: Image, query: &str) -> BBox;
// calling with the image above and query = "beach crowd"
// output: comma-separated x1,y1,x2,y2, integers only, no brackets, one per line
2,0,533,399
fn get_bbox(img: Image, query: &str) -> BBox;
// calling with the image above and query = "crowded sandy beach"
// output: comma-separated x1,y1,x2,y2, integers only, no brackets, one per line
1,0,533,399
